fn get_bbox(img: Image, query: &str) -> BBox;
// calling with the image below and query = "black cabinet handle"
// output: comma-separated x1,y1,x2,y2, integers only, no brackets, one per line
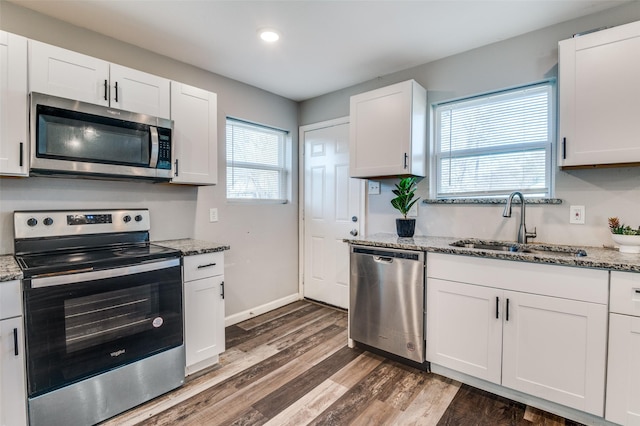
174,159,179,177
403,153,408,169
19,142,23,167
197,263,216,269
13,328,18,356
114,81,119,102
104,79,108,101
496,297,499,319
562,137,567,160
506,299,510,321
220,281,225,299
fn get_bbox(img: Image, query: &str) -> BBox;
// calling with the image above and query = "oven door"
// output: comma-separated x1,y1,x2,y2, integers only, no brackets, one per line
23,258,182,397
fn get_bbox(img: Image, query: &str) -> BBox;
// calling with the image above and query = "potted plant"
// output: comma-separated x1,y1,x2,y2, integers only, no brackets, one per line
391,177,420,237
608,217,640,253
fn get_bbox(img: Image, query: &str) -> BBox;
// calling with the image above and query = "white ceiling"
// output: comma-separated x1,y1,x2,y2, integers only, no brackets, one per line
7,0,631,101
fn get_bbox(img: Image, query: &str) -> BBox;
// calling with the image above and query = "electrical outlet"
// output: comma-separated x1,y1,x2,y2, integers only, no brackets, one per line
209,208,218,223
569,205,585,224
368,181,381,195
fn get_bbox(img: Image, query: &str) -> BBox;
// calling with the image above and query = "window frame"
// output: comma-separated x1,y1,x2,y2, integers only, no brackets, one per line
430,80,556,200
226,117,290,203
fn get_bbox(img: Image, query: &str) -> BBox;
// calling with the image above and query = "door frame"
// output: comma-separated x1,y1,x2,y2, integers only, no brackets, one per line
298,116,367,301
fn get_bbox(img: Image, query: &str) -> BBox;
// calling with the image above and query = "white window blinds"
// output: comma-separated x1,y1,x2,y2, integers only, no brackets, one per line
226,118,288,201
434,82,553,198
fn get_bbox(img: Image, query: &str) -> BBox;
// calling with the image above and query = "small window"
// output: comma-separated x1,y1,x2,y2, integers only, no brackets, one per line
433,82,554,199
226,118,289,202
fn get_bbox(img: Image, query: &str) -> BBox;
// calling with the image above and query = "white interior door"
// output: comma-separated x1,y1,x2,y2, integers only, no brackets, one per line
301,118,363,309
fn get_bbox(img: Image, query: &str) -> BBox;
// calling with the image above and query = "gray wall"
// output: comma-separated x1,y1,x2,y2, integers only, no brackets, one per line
299,2,640,248
0,1,300,320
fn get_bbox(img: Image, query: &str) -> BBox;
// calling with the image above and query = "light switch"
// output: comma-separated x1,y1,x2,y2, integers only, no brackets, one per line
209,208,218,222
569,205,585,224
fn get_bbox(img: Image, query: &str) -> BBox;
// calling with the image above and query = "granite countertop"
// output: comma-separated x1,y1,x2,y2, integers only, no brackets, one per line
155,238,230,256
344,233,640,273
0,239,230,282
0,254,22,282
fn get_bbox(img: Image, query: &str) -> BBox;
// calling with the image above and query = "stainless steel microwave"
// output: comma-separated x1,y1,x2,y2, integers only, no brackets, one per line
30,93,173,181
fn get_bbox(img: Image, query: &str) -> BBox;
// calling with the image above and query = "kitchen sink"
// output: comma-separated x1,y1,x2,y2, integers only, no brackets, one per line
450,239,588,257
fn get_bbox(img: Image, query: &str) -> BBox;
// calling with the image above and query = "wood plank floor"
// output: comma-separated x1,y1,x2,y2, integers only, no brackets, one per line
104,301,584,426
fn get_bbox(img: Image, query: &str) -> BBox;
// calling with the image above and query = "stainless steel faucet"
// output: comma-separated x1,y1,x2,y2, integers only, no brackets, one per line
502,191,537,244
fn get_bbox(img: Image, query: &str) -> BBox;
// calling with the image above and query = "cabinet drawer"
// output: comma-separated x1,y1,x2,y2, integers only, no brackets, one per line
610,271,640,316
0,280,22,320
427,253,608,304
184,252,224,282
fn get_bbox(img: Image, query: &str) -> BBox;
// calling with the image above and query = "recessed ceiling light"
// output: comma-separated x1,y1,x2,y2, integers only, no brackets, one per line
259,28,280,43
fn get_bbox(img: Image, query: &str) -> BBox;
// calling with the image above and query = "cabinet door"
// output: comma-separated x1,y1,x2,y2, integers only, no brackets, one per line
0,317,27,426
349,80,426,177
28,40,109,106
184,275,225,374
170,82,218,185
426,278,502,384
110,64,170,119
606,313,640,425
0,31,28,176
502,291,607,416
559,21,640,167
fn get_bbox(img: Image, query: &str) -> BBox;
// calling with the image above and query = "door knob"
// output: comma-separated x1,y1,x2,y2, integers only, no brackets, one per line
350,229,358,236
352,216,358,222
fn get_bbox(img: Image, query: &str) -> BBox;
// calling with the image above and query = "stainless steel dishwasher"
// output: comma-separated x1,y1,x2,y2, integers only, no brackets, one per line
349,245,426,366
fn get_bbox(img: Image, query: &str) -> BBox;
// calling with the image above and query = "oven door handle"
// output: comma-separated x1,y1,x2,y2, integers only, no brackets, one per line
30,258,180,289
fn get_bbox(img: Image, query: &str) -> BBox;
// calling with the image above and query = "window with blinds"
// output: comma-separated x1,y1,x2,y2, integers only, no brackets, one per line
226,118,289,201
433,82,553,199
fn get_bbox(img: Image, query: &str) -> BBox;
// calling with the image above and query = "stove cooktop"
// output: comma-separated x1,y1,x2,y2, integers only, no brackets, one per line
16,242,181,278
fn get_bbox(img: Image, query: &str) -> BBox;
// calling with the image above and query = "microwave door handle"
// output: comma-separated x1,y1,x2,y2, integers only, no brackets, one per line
149,126,159,168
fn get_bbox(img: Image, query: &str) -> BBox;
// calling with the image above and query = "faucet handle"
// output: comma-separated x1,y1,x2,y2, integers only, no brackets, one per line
526,226,537,242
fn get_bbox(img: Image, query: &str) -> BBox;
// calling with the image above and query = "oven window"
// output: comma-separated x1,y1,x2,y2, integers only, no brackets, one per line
36,105,150,166
64,284,158,353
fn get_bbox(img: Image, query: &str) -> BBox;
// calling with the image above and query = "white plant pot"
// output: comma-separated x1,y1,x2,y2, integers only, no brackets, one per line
611,233,640,253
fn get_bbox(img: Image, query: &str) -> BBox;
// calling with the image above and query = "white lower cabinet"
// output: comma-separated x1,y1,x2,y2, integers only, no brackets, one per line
606,271,640,425
0,280,26,426
183,252,225,375
426,253,608,416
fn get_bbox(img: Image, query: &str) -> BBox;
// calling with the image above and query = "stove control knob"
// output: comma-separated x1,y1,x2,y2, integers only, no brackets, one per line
123,215,132,223
43,217,54,226
27,217,38,227
135,215,143,222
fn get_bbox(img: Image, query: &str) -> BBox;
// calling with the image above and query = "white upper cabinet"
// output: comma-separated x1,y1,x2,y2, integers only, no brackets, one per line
559,20,640,167
170,82,218,185
29,40,170,119
0,31,29,177
109,64,170,119
349,79,427,178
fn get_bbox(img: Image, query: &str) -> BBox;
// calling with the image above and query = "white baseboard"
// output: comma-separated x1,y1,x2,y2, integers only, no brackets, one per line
224,293,301,327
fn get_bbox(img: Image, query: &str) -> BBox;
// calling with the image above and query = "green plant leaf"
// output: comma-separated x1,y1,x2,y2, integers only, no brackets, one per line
390,177,420,218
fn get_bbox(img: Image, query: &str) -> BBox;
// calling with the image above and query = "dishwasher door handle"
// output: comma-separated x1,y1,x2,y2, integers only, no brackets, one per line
373,256,394,263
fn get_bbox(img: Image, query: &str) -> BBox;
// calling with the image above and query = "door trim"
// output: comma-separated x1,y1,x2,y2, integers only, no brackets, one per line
298,117,366,300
